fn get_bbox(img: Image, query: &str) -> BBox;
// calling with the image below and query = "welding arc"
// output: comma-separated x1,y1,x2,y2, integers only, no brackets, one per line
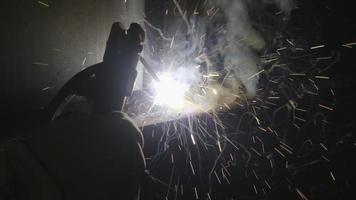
139,56,160,82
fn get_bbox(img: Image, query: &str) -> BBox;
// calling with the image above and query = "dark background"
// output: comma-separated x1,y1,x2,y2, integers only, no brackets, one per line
1,0,355,199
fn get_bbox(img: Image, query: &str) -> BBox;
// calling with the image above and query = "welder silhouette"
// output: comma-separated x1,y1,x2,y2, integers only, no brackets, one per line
0,22,147,200
46,22,144,120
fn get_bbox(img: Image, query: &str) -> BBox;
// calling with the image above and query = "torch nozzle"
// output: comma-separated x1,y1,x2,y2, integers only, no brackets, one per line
139,56,160,82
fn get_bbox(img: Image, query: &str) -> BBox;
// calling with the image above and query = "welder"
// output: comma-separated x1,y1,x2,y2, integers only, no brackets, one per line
0,22,147,200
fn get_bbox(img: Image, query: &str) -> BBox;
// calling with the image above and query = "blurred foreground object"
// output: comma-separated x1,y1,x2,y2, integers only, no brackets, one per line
0,23,146,200
1,112,145,200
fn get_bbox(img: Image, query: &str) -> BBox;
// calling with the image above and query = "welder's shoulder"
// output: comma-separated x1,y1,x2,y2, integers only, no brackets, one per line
64,63,103,96
110,112,144,148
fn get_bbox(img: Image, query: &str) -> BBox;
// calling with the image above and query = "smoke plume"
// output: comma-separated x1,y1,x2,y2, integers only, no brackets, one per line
210,0,294,97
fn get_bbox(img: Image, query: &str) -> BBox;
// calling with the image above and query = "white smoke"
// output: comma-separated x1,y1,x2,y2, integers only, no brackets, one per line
210,0,294,97
119,0,145,29
266,0,295,16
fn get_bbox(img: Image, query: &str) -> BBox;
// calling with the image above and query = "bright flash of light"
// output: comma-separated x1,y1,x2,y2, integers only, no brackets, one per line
153,72,189,109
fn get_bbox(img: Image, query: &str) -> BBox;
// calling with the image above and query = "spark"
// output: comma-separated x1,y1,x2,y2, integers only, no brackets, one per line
268,96,280,99
258,127,267,132
315,76,330,79
274,147,286,158
144,20,172,41
174,177,180,199
82,57,87,66
275,10,283,15
289,73,306,76
295,116,307,122
37,1,49,7
209,8,220,19
331,89,335,96
173,0,190,30
217,140,222,152
342,42,356,48
272,130,279,137
270,159,273,168
203,73,220,78
320,143,328,151
296,188,309,200
222,169,231,184
280,142,293,151
251,147,262,157
165,168,175,200
223,103,231,110
310,44,325,50
293,123,301,129
295,107,307,112
321,156,330,162
248,69,265,80
317,56,333,60
263,57,279,63
170,37,175,49
33,62,49,66
190,161,196,175
207,193,212,200
222,135,239,150
214,171,221,184
212,89,218,95
253,184,258,194
318,104,334,111
330,172,336,181
286,39,295,46
41,86,51,91
252,169,259,180
280,145,293,154
171,153,174,163
265,180,272,190
229,153,234,161
194,187,199,199
266,101,277,106
190,134,196,145
222,166,231,177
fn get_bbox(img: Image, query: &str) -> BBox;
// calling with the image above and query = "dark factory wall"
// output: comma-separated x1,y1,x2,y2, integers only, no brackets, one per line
0,0,125,113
